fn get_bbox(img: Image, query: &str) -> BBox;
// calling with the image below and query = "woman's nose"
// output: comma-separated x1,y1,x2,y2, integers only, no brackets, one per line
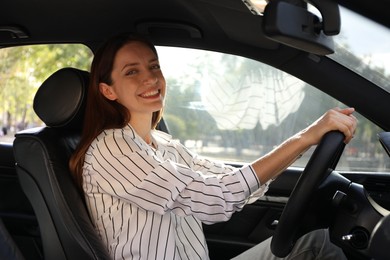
143,70,158,85
146,77,158,85
143,72,158,85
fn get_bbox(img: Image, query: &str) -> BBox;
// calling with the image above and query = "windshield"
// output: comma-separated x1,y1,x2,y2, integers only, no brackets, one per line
330,6,390,92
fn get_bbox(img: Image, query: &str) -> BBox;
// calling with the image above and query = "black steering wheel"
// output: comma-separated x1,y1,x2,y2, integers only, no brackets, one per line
271,131,346,257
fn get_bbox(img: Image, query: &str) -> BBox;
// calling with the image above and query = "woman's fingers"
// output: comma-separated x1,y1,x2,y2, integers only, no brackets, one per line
325,107,357,143
305,107,358,145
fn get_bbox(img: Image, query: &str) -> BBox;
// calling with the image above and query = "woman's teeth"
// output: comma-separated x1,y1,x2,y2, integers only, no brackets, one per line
141,90,159,97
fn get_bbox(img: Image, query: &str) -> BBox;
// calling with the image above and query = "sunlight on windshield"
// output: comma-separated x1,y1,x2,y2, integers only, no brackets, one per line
331,7,390,92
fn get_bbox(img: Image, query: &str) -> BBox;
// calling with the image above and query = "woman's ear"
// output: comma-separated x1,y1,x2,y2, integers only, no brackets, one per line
99,83,117,101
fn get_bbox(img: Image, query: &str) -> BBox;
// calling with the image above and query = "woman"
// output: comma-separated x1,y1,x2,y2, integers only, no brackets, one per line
70,33,356,259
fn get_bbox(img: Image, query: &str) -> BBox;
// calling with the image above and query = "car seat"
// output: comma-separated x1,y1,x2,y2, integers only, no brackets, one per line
13,68,110,260
0,217,25,260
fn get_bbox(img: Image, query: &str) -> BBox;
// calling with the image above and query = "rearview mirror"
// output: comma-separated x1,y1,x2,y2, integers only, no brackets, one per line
263,0,340,55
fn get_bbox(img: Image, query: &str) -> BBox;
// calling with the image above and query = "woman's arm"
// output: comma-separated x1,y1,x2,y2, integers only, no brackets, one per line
85,128,262,224
252,107,357,184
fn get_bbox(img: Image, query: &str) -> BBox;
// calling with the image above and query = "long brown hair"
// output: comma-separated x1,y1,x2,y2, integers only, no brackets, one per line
69,33,163,190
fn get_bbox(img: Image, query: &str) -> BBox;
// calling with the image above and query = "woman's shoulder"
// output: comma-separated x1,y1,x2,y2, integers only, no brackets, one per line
152,129,187,150
152,129,196,157
90,125,142,152
151,129,172,144
93,125,135,140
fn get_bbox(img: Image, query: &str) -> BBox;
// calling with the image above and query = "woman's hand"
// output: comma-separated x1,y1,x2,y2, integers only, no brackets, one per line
302,107,357,146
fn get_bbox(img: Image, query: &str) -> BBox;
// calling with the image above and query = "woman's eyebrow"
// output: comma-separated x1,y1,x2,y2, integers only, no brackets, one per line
121,62,139,72
121,58,158,72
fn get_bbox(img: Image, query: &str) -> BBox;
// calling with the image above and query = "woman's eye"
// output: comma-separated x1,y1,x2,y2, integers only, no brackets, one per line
151,64,160,70
125,70,137,76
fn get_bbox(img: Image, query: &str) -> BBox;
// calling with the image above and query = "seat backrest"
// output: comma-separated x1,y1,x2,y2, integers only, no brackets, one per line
0,217,25,260
0,142,35,259
13,68,110,260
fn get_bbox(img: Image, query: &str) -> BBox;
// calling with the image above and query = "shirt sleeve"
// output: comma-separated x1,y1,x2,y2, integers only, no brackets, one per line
174,142,272,203
173,141,272,205
84,129,269,224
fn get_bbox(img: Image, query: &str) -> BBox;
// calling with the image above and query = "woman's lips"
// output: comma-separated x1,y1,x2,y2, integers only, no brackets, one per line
139,89,160,98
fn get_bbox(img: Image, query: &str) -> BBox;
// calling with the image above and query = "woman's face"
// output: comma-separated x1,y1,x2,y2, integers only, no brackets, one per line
99,41,166,122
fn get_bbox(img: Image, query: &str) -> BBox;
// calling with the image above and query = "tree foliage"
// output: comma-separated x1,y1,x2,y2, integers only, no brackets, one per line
0,44,92,131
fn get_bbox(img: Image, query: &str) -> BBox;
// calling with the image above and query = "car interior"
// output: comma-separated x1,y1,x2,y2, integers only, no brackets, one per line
0,0,389,259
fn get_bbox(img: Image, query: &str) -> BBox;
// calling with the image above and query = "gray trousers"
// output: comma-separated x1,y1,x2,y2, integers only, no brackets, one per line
232,229,347,260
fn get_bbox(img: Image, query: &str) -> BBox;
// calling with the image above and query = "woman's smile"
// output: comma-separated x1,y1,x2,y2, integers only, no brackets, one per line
139,88,161,99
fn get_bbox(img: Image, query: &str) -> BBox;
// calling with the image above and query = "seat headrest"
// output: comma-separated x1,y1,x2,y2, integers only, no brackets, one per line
33,68,89,130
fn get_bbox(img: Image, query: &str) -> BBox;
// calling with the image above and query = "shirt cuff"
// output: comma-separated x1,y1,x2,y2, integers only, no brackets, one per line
237,164,273,204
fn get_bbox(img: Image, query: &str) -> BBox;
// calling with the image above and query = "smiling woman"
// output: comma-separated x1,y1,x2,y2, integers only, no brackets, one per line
67,32,356,260
0,44,93,142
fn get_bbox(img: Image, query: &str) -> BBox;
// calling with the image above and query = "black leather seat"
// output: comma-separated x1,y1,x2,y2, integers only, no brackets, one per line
13,68,110,260
0,217,25,260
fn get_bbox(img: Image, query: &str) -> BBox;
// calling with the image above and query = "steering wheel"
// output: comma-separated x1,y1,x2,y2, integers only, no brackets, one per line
271,131,346,257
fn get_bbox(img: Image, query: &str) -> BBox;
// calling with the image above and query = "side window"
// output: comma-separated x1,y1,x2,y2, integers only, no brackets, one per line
158,46,389,173
0,44,93,142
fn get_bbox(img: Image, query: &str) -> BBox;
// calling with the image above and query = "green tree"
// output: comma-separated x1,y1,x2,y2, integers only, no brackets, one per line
0,44,92,133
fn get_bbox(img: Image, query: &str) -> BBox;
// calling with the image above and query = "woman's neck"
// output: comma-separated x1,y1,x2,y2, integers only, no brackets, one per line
129,114,153,144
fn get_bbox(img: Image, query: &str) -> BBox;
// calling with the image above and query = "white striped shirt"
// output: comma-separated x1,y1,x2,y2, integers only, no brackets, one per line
83,124,270,260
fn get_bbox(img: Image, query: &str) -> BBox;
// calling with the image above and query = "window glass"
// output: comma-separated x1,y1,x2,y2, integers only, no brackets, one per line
158,46,389,172
331,7,390,93
0,44,93,143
